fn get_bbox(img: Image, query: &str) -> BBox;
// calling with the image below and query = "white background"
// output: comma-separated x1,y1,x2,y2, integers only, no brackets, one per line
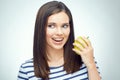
0,0,120,80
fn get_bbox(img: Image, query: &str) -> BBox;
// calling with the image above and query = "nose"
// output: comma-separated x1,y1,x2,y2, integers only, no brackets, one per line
56,27,63,35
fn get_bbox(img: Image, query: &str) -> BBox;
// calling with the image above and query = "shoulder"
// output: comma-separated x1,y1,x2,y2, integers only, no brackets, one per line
18,58,34,73
20,58,33,68
19,58,34,74
18,58,34,79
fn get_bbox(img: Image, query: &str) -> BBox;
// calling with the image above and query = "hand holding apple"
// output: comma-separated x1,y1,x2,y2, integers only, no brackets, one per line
72,36,95,68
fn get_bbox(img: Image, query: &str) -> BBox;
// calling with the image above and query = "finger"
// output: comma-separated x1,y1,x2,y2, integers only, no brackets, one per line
73,41,84,50
83,36,92,47
76,36,88,48
72,48,81,55
74,40,84,48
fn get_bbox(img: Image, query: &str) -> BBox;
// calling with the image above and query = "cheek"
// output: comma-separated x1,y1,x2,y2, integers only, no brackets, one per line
46,29,54,39
65,28,70,37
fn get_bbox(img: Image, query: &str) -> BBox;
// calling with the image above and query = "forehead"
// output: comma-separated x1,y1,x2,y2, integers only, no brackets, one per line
47,11,69,23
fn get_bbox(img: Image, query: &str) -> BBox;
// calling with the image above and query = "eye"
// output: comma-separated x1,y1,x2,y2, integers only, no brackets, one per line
62,24,69,28
47,24,55,28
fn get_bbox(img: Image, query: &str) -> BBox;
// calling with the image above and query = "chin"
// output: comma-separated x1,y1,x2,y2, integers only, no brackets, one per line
52,45,64,50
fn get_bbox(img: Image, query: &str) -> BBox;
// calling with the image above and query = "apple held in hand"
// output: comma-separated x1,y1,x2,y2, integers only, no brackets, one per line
73,36,89,55
73,36,95,68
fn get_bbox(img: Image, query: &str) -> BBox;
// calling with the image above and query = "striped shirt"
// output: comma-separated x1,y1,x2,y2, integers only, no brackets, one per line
17,59,100,80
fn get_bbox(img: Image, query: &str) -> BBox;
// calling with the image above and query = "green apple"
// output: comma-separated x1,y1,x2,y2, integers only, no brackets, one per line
74,40,80,50
74,36,82,50
73,36,89,50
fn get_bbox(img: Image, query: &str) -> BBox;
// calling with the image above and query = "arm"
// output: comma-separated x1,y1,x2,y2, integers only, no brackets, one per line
87,62,101,80
73,36,101,80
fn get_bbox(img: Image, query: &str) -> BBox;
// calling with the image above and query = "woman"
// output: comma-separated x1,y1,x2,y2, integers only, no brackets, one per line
18,1,101,80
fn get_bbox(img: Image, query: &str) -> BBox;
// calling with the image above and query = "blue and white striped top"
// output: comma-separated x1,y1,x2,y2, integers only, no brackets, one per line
17,59,100,80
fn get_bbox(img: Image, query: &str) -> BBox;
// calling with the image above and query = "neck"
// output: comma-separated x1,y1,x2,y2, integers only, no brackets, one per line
47,48,64,61
46,47,64,67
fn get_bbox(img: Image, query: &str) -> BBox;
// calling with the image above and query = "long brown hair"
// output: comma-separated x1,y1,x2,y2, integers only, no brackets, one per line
33,1,82,79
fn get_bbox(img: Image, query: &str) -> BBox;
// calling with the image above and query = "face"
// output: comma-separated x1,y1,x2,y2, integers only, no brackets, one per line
46,11,70,50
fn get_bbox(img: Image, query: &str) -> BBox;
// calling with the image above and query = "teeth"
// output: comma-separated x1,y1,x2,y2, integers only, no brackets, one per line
52,38,63,41
54,39,62,40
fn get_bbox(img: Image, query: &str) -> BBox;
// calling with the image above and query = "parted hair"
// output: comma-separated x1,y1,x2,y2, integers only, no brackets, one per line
33,1,82,79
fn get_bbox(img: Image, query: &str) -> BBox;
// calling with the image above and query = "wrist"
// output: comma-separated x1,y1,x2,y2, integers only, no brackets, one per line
86,62,96,69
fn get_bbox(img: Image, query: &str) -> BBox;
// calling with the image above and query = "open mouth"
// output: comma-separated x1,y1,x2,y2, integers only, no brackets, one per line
52,38,64,43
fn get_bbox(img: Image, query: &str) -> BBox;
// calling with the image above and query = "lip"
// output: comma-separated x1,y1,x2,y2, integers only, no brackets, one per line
52,38,64,44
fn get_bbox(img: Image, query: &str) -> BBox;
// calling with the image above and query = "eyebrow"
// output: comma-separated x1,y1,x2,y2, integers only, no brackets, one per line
47,22,56,25
47,22,69,25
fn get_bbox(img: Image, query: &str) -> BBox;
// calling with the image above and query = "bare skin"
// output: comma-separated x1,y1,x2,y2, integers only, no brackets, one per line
46,11,101,80
73,36,101,80
46,11,70,67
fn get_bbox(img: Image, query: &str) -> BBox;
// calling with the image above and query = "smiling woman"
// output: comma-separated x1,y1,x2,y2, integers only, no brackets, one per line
46,12,70,51
17,1,101,80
